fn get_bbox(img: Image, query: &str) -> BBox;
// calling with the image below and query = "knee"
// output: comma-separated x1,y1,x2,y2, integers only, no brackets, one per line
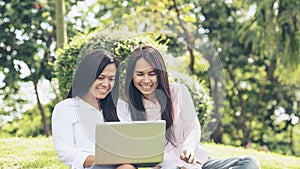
116,164,137,169
243,156,261,169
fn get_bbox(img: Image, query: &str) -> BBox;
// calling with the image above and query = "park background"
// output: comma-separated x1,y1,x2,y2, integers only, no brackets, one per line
0,0,300,168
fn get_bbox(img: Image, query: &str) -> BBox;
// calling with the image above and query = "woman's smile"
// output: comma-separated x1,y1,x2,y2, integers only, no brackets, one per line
133,57,158,97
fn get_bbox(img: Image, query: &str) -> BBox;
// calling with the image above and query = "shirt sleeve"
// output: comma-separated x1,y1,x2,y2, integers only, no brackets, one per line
177,84,201,153
52,101,91,169
117,99,132,122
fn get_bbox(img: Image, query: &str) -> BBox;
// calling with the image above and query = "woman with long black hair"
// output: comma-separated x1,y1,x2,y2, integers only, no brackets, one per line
123,46,260,169
52,49,135,169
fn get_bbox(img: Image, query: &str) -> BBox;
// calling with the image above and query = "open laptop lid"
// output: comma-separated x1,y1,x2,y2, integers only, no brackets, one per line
95,120,166,165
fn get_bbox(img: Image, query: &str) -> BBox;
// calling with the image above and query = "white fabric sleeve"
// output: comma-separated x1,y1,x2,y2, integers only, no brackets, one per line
117,99,132,122
52,102,91,169
178,84,201,153
159,148,179,168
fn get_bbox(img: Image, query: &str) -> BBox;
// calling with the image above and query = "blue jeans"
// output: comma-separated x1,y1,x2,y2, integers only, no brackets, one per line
91,165,118,169
160,156,260,169
202,156,261,169
92,156,260,169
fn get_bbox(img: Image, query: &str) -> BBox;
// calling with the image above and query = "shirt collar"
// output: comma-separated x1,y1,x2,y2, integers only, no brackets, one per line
143,97,160,109
74,96,100,112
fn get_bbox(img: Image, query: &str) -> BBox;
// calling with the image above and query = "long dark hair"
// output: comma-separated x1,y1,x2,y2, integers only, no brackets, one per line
125,46,175,145
67,49,120,122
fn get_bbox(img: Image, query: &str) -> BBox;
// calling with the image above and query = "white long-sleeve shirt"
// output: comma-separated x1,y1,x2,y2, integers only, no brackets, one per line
119,83,210,168
52,96,129,169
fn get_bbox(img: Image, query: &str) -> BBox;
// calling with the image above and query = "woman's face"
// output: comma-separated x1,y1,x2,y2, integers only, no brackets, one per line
133,57,158,98
88,63,117,99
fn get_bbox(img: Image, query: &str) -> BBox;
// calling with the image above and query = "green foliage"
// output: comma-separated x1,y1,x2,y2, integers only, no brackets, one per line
0,114,42,137
0,0,56,85
0,0,299,160
0,101,55,137
239,0,300,84
0,0,59,136
196,0,300,156
54,28,213,127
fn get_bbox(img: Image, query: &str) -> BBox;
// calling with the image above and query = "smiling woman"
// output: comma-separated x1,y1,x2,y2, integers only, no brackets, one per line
82,63,117,109
123,46,261,169
133,57,158,99
51,49,136,169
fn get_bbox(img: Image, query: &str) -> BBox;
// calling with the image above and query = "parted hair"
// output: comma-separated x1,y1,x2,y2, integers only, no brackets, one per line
125,46,175,145
67,49,120,122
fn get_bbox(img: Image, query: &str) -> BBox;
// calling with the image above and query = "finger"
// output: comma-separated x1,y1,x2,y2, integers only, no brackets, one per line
196,160,203,165
187,153,195,163
192,157,197,164
180,153,185,160
185,150,191,159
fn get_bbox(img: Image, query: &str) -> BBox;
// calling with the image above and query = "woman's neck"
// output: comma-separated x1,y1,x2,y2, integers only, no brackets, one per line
81,93,101,111
143,93,157,104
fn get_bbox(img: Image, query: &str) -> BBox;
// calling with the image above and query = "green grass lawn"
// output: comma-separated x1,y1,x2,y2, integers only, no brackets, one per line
204,143,300,169
0,137,299,169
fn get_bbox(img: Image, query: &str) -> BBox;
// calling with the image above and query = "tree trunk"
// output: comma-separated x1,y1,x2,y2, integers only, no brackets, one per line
209,76,224,142
211,121,223,143
227,66,250,147
34,82,50,136
172,0,195,74
290,125,295,155
55,0,67,49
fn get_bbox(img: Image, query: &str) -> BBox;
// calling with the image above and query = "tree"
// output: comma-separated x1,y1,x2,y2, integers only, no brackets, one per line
196,0,300,155
239,0,300,85
55,0,67,49
0,1,57,136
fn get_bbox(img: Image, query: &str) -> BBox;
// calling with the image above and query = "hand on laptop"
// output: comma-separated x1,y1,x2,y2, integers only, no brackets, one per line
84,155,95,168
180,149,202,165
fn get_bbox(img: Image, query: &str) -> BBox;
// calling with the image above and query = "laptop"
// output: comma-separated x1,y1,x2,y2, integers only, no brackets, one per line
95,120,166,166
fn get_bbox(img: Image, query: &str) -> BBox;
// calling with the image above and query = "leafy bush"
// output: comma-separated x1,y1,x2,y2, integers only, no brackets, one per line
54,28,213,129
0,101,55,137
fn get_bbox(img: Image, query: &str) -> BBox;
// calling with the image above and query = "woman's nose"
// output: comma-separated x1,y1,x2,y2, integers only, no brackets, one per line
143,75,150,83
101,79,109,87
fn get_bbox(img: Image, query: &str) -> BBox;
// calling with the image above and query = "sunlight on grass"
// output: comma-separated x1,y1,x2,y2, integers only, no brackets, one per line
0,137,68,169
0,137,300,169
203,143,300,169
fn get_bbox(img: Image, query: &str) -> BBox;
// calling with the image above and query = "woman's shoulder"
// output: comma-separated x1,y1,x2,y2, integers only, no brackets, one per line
52,98,77,116
169,82,188,93
117,99,129,108
117,99,131,111
52,98,79,123
54,98,75,108
116,99,131,122
117,99,127,104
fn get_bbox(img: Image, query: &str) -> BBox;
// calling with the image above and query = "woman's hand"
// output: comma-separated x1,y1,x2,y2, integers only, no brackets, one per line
180,149,202,165
83,155,95,168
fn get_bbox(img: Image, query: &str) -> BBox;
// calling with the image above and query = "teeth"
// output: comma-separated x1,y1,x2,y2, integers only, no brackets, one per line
97,88,108,93
141,85,152,90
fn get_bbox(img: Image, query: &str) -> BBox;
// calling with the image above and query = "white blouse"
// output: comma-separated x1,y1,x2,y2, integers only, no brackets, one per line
120,83,210,168
51,97,129,169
